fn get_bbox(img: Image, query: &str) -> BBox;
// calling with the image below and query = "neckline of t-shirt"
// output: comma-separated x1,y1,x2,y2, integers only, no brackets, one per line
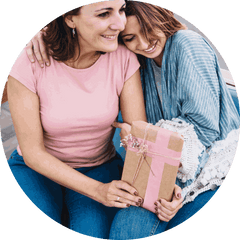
59,53,104,72
151,58,162,70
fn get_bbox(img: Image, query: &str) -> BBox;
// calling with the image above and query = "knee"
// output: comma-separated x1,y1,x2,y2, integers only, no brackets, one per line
109,206,157,239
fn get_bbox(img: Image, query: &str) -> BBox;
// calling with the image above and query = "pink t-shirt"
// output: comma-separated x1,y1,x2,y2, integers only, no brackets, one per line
10,45,140,168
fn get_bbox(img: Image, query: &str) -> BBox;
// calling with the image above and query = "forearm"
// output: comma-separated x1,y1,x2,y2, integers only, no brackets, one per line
23,149,103,203
22,148,142,208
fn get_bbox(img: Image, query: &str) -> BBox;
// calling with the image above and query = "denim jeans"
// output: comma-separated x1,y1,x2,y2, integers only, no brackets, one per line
109,188,218,239
8,149,123,239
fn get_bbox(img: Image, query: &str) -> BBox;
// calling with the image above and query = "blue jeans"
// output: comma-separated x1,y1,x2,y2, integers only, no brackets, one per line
109,188,218,239
8,149,123,238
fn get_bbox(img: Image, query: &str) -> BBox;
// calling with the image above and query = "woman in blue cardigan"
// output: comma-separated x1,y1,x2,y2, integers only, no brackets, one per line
110,1,240,238
26,1,240,238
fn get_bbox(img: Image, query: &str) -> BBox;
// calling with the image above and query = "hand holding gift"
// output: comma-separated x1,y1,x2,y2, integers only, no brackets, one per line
154,184,183,222
120,121,184,213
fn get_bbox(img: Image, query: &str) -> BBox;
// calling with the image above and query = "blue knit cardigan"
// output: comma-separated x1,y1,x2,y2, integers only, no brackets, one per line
141,30,240,148
140,30,240,188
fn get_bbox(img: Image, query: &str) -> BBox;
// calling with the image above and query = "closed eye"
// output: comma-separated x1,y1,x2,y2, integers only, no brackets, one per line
120,7,126,13
123,36,135,42
98,11,110,18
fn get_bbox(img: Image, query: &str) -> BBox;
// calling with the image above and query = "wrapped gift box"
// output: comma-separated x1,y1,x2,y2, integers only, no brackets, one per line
121,121,184,212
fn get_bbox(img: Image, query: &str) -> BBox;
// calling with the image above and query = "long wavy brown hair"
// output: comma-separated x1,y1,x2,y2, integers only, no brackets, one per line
42,7,81,62
120,1,186,67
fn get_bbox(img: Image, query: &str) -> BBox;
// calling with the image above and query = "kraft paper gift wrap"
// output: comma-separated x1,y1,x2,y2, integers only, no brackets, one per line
121,121,184,213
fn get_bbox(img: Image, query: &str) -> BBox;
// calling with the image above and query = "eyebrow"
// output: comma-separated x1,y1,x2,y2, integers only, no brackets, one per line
95,3,126,12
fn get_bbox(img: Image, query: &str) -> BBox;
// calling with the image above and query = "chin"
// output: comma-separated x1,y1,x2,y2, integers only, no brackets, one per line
145,49,163,59
102,44,118,53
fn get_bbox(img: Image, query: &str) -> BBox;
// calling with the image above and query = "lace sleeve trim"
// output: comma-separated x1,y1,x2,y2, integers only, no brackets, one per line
195,128,239,186
182,127,239,204
155,118,205,183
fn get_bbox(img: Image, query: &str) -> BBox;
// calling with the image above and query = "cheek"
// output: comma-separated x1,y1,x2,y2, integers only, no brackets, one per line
124,42,136,52
82,18,103,32
122,16,127,27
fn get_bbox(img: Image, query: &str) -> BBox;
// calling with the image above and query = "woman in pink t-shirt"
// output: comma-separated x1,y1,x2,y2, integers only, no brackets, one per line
7,0,146,238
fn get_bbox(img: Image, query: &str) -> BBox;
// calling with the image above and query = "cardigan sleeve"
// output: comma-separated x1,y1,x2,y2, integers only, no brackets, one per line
174,31,222,147
156,31,240,191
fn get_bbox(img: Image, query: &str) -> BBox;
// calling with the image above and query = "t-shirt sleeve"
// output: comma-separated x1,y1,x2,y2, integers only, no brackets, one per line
9,48,38,94
115,45,140,96
124,50,140,82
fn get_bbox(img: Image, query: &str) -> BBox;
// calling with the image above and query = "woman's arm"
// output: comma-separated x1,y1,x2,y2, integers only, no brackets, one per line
8,76,142,208
120,69,147,124
112,68,147,143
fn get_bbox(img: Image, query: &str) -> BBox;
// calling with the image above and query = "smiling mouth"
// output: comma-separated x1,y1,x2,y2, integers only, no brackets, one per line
102,35,117,40
144,41,158,53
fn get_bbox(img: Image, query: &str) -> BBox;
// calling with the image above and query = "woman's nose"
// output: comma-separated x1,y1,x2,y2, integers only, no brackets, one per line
110,13,126,32
137,37,149,51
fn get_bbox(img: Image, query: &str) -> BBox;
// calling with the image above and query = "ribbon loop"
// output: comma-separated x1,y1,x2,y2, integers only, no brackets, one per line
120,123,181,185
121,123,156,185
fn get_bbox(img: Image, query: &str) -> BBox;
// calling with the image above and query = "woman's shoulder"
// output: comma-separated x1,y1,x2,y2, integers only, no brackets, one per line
13,48,35,68
172,30,205,46
10,48,40,77
10,48,59,93
12,48,54,75
170,30,214,59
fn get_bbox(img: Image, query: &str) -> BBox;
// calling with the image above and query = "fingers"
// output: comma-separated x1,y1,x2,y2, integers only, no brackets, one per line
114,190,142,207
26,40,35,63
31,36,45,68
112,122,131,132
174,184,182,199
38,35,50,67
112,122,131,149
112,121,131,140
110,195,141,209
112,121,123,129
155,206,177,222
160,197,183,211
111,180,143,207
114,180,138,197
113,201,131,208
97,181,143,208
154,197,183,222
25,31,50,67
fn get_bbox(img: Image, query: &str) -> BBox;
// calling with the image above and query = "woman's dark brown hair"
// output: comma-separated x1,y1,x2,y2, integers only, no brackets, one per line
121,1,186,67
42,7,81,62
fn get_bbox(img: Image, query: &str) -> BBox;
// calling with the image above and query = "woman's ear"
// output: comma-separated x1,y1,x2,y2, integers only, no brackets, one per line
64,15,75,29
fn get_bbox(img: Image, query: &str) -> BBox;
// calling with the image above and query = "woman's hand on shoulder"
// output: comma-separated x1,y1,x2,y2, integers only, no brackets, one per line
26,29,50,67
95,180,143,208
154,184,183,222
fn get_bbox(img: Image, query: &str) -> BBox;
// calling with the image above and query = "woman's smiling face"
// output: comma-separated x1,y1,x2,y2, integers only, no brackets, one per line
66,0,127,54
120,16,167,60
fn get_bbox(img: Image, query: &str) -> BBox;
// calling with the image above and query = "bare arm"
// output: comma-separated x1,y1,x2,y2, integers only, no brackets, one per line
8,76,142,208
112,69,147,141
120,69,147,124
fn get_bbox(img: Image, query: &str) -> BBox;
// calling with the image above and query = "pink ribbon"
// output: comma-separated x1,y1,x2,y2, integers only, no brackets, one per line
125,124,181,185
